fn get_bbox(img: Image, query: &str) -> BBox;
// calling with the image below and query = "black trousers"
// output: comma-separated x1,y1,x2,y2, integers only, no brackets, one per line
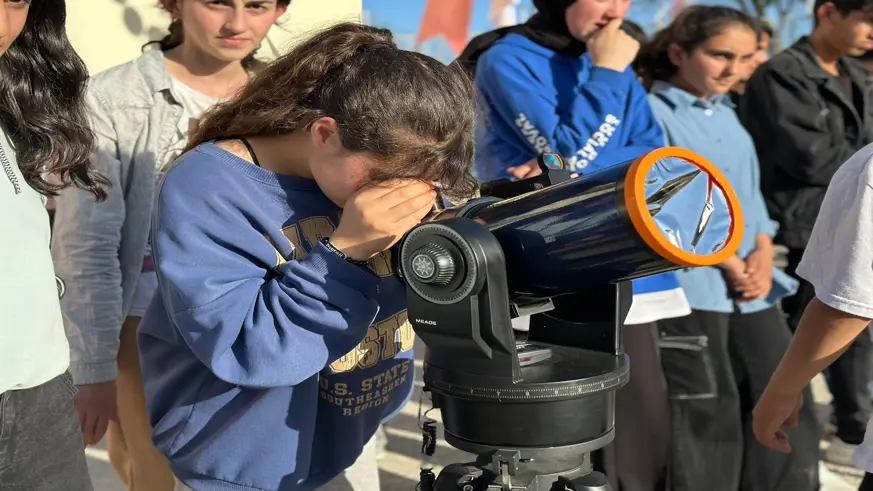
785,247,872,444
659,307,820,491
601,322,671,491
861,473,873,491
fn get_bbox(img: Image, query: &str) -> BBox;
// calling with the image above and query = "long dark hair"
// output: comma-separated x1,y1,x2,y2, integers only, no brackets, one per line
188,23,478,201
636,6,757,89
0,0,107,199
146,0,292,69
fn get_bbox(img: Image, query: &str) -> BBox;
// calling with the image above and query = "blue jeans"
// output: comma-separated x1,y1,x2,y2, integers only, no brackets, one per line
0,372,92,491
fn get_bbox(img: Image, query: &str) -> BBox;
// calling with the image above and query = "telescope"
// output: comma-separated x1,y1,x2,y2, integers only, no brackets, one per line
394,147,744,491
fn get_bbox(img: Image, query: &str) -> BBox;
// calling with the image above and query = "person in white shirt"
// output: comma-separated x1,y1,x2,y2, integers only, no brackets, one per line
753,142,873,489
0,1,108,490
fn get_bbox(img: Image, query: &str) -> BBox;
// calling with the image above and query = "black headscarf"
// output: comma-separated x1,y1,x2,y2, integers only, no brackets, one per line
525,0,586,56
455,0,586,77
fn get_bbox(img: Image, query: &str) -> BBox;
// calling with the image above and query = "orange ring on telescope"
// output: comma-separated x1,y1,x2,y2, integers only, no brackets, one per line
623,146,744,268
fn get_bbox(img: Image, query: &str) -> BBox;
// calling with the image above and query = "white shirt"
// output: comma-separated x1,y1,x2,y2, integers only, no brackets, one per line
158,77,221,184
795,142,873,470
624,289,691,325
0,128,69,394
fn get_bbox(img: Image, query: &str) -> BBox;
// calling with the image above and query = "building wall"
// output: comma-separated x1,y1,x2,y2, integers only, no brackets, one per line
67,0,362,75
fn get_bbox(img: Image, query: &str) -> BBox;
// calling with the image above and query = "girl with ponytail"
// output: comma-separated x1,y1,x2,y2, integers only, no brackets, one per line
137,22,477,490
641,6,821,490
50,1,287,490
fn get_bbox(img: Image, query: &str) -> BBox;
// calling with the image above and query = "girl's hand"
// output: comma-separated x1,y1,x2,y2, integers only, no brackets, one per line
507,159,580,180
721,256,753,294
743,238,774,300
73,381,117,446
331,180,436,261
507,158,542,179
588,18,640,73
742,248,773,300
752,388,803,453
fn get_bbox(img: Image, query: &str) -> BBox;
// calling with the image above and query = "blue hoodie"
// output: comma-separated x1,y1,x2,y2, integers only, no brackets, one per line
473,33,689,324
138,143,415,491
473,33,664,177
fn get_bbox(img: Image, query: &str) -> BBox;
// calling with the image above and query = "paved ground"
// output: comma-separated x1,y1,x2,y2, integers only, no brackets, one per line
86,343,865,490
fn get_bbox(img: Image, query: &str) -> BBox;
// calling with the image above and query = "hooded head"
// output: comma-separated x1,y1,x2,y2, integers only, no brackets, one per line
533,0,632,42
455,0,634,72
532,0,577,37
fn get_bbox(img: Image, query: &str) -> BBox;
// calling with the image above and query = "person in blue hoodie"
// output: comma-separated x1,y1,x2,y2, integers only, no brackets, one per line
460,1,691,325
136,23,479,491
457,2,688,490
638,6,820,491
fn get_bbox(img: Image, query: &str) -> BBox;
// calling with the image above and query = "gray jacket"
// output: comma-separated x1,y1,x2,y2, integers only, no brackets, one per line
51,49,184,385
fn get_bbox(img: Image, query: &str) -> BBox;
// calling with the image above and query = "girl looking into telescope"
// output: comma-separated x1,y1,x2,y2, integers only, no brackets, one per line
52,0,290,491
638,6,820,491
135,23,478,490
51,1,288,489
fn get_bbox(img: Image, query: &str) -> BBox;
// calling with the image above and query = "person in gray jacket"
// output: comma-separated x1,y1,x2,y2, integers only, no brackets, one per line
51,1,287,489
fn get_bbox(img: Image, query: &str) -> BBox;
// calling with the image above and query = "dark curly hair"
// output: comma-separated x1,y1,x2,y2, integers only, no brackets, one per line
0,0,107,199
636,6,757,89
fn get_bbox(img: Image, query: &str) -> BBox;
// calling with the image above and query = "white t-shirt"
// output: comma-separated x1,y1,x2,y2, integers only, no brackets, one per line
794,142,873,470
0,128,69,394
129,77,220,318
624,289,691,325
157,77,222,183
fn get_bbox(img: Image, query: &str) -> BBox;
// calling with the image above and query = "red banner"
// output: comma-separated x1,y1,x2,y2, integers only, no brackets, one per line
416,0,475,55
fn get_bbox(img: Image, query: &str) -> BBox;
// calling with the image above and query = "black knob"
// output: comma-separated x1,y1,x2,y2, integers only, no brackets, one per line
409,243,455,285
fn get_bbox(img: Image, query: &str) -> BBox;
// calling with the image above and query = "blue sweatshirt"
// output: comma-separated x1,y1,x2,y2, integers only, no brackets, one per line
138,143,415,491
473,33,664,178
473,33,689,324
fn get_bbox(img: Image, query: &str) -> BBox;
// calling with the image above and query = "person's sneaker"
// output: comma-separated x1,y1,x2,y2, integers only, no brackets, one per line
824,436,859,467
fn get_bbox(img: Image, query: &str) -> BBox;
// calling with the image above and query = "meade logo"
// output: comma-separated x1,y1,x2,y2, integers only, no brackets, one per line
415,319,437,326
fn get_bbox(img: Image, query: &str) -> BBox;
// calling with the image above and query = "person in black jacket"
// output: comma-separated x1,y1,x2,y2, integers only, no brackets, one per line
740,0,873,466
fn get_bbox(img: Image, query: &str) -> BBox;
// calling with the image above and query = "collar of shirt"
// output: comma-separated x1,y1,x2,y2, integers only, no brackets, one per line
650,80,734,114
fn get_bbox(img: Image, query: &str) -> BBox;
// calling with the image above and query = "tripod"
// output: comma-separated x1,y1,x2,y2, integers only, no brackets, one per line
428,435,612,491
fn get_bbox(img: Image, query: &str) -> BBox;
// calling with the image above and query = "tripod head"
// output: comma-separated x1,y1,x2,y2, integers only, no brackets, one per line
395,148,743,490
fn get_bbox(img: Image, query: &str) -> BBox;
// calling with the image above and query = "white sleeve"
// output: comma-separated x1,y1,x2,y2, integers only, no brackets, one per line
796,151,873,320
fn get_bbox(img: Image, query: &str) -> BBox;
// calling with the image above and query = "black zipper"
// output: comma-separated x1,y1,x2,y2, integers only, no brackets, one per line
0,141,20,195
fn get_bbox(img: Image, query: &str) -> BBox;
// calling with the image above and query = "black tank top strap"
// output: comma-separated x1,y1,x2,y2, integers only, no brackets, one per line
235,136,261,168
216,136,262,167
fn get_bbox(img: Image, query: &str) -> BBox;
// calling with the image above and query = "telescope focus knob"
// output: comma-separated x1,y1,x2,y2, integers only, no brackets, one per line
409,243,455,285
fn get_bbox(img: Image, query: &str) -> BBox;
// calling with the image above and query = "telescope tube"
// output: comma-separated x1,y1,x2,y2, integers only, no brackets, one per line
471,147,743,298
